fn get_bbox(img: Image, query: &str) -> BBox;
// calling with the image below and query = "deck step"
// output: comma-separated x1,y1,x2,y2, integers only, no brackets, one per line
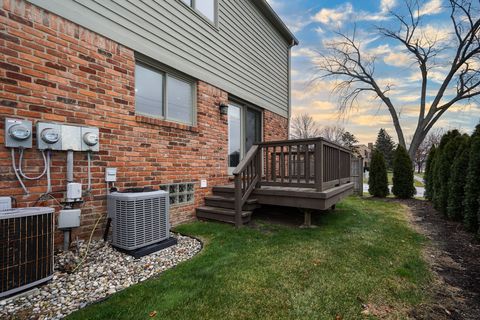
212,185,235,197
196,206,252,224
205,195,259,210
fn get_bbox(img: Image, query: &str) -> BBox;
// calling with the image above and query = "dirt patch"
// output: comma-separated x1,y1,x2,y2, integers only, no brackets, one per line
382,198,480,320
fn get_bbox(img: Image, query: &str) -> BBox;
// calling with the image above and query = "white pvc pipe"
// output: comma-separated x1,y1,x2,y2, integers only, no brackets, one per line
11,148,29,194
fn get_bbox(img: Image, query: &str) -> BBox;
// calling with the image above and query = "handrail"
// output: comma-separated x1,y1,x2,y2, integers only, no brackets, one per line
232,145,259,175
233,145,261,227
256,137,353,153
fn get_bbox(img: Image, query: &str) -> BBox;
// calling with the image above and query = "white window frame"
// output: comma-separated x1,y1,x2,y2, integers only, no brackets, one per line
135,57,197,126
178,0,219,27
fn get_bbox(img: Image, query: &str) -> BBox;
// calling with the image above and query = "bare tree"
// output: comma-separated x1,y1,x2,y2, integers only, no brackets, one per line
413,128,444,172
318,125,360,151
314,0,480,160
290,113,321,139
319,125,345,143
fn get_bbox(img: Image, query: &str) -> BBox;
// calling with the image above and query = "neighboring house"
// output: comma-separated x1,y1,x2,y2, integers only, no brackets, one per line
354,143,373,170
0,0,298,244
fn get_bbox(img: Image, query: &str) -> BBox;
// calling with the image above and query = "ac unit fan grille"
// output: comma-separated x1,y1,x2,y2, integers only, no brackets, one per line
0,212,53,297
113,195,168,250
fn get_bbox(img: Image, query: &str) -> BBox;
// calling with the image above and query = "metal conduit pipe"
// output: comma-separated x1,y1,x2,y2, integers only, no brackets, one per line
66,150,74,183
64,150,75,251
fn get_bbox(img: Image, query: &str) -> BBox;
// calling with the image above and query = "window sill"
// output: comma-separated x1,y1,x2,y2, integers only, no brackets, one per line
136,115,199,133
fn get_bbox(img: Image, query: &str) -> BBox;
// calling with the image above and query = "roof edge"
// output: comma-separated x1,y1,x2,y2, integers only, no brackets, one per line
252,0,299,47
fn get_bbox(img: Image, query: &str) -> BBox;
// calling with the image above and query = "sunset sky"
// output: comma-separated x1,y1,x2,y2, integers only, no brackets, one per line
268,0,480,144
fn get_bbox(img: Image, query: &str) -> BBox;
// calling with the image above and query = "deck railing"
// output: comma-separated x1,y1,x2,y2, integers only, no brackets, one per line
232,137,352,227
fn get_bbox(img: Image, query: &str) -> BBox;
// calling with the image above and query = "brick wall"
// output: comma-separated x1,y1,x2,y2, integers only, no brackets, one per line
0,0,288,246
264,110,289,142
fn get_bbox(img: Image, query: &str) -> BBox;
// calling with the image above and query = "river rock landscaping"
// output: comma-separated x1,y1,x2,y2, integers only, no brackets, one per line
0,233,202,320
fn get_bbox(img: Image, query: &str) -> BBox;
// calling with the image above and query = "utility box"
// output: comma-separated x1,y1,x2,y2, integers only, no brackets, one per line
61,125,82,151
58,209,81,229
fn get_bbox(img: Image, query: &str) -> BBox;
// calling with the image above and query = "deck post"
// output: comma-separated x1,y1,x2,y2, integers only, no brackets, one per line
255,149,262,188
338,149,341,186
315,140,323,191
300,209,315,228
234,175,243,228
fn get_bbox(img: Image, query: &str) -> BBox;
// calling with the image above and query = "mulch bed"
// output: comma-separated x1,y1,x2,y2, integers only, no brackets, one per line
385,198,480,320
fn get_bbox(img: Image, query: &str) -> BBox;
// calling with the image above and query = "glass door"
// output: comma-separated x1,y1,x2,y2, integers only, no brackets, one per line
228,103,262,174
245,108,262,153
228,104,242,172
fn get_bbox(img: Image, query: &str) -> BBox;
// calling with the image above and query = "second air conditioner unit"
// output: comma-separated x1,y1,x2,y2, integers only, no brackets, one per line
107,189,171,252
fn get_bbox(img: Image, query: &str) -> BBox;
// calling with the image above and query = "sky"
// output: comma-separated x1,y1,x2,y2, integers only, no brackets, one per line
267,0,480,144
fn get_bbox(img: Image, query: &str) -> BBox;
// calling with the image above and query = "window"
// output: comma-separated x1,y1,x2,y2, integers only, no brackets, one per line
135,61,195,125
181,0,217,24
196,0,216,22
167,75,194,124
135,64,164,118
160,183,195,206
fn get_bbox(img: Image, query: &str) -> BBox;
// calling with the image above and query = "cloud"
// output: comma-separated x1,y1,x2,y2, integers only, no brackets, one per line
380,0,397,13
313,3,354,27
419,0,444,16
350,114,393,127
313,1,397,27
367,44,413,67
291,47,317,58
383,50,413,67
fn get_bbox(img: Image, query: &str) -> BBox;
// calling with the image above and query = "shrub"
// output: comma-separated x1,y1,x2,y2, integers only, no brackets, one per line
374,128,395,169
424,145,437,201
433,130,461,213
368,149,389,197
392,145,416,199
446,135,470,220
464,125,480,231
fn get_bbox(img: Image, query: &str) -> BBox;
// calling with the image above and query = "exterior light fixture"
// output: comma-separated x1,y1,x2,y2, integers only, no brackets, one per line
219,103,228,115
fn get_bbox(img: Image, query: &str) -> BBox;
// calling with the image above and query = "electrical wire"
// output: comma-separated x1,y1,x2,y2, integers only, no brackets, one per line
70,211,104,273
18,148,48,180
11,148,29,194
71,181,110,273
46,150,52,194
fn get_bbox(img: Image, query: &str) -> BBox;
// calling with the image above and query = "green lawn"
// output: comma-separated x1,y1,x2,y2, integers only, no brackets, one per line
414,176,424,188
69,197,431,320
364,172,424,188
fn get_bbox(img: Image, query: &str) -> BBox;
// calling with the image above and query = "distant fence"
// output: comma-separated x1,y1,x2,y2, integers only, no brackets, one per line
351,157,363,196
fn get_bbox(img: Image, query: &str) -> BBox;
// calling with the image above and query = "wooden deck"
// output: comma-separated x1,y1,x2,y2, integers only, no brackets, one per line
196,138,355,226
213,182,354,210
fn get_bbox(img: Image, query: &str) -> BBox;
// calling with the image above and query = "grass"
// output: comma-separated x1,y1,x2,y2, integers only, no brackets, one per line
414,177,424,188
68,197,430,320
364,172,424,188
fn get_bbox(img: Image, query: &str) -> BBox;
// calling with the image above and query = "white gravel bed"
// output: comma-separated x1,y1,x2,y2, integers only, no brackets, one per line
0,233,202,320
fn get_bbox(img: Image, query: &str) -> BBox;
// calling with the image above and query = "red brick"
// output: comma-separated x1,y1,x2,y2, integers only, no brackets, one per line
0,61,20,72
6,71,31,82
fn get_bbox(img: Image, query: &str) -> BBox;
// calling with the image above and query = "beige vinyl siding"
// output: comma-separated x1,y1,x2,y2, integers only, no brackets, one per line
28,0,291,118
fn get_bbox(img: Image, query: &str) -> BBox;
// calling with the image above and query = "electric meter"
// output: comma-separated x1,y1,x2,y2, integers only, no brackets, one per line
83,132,99,146
5,118,32,148
41,128,61,144
9,124,31,141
